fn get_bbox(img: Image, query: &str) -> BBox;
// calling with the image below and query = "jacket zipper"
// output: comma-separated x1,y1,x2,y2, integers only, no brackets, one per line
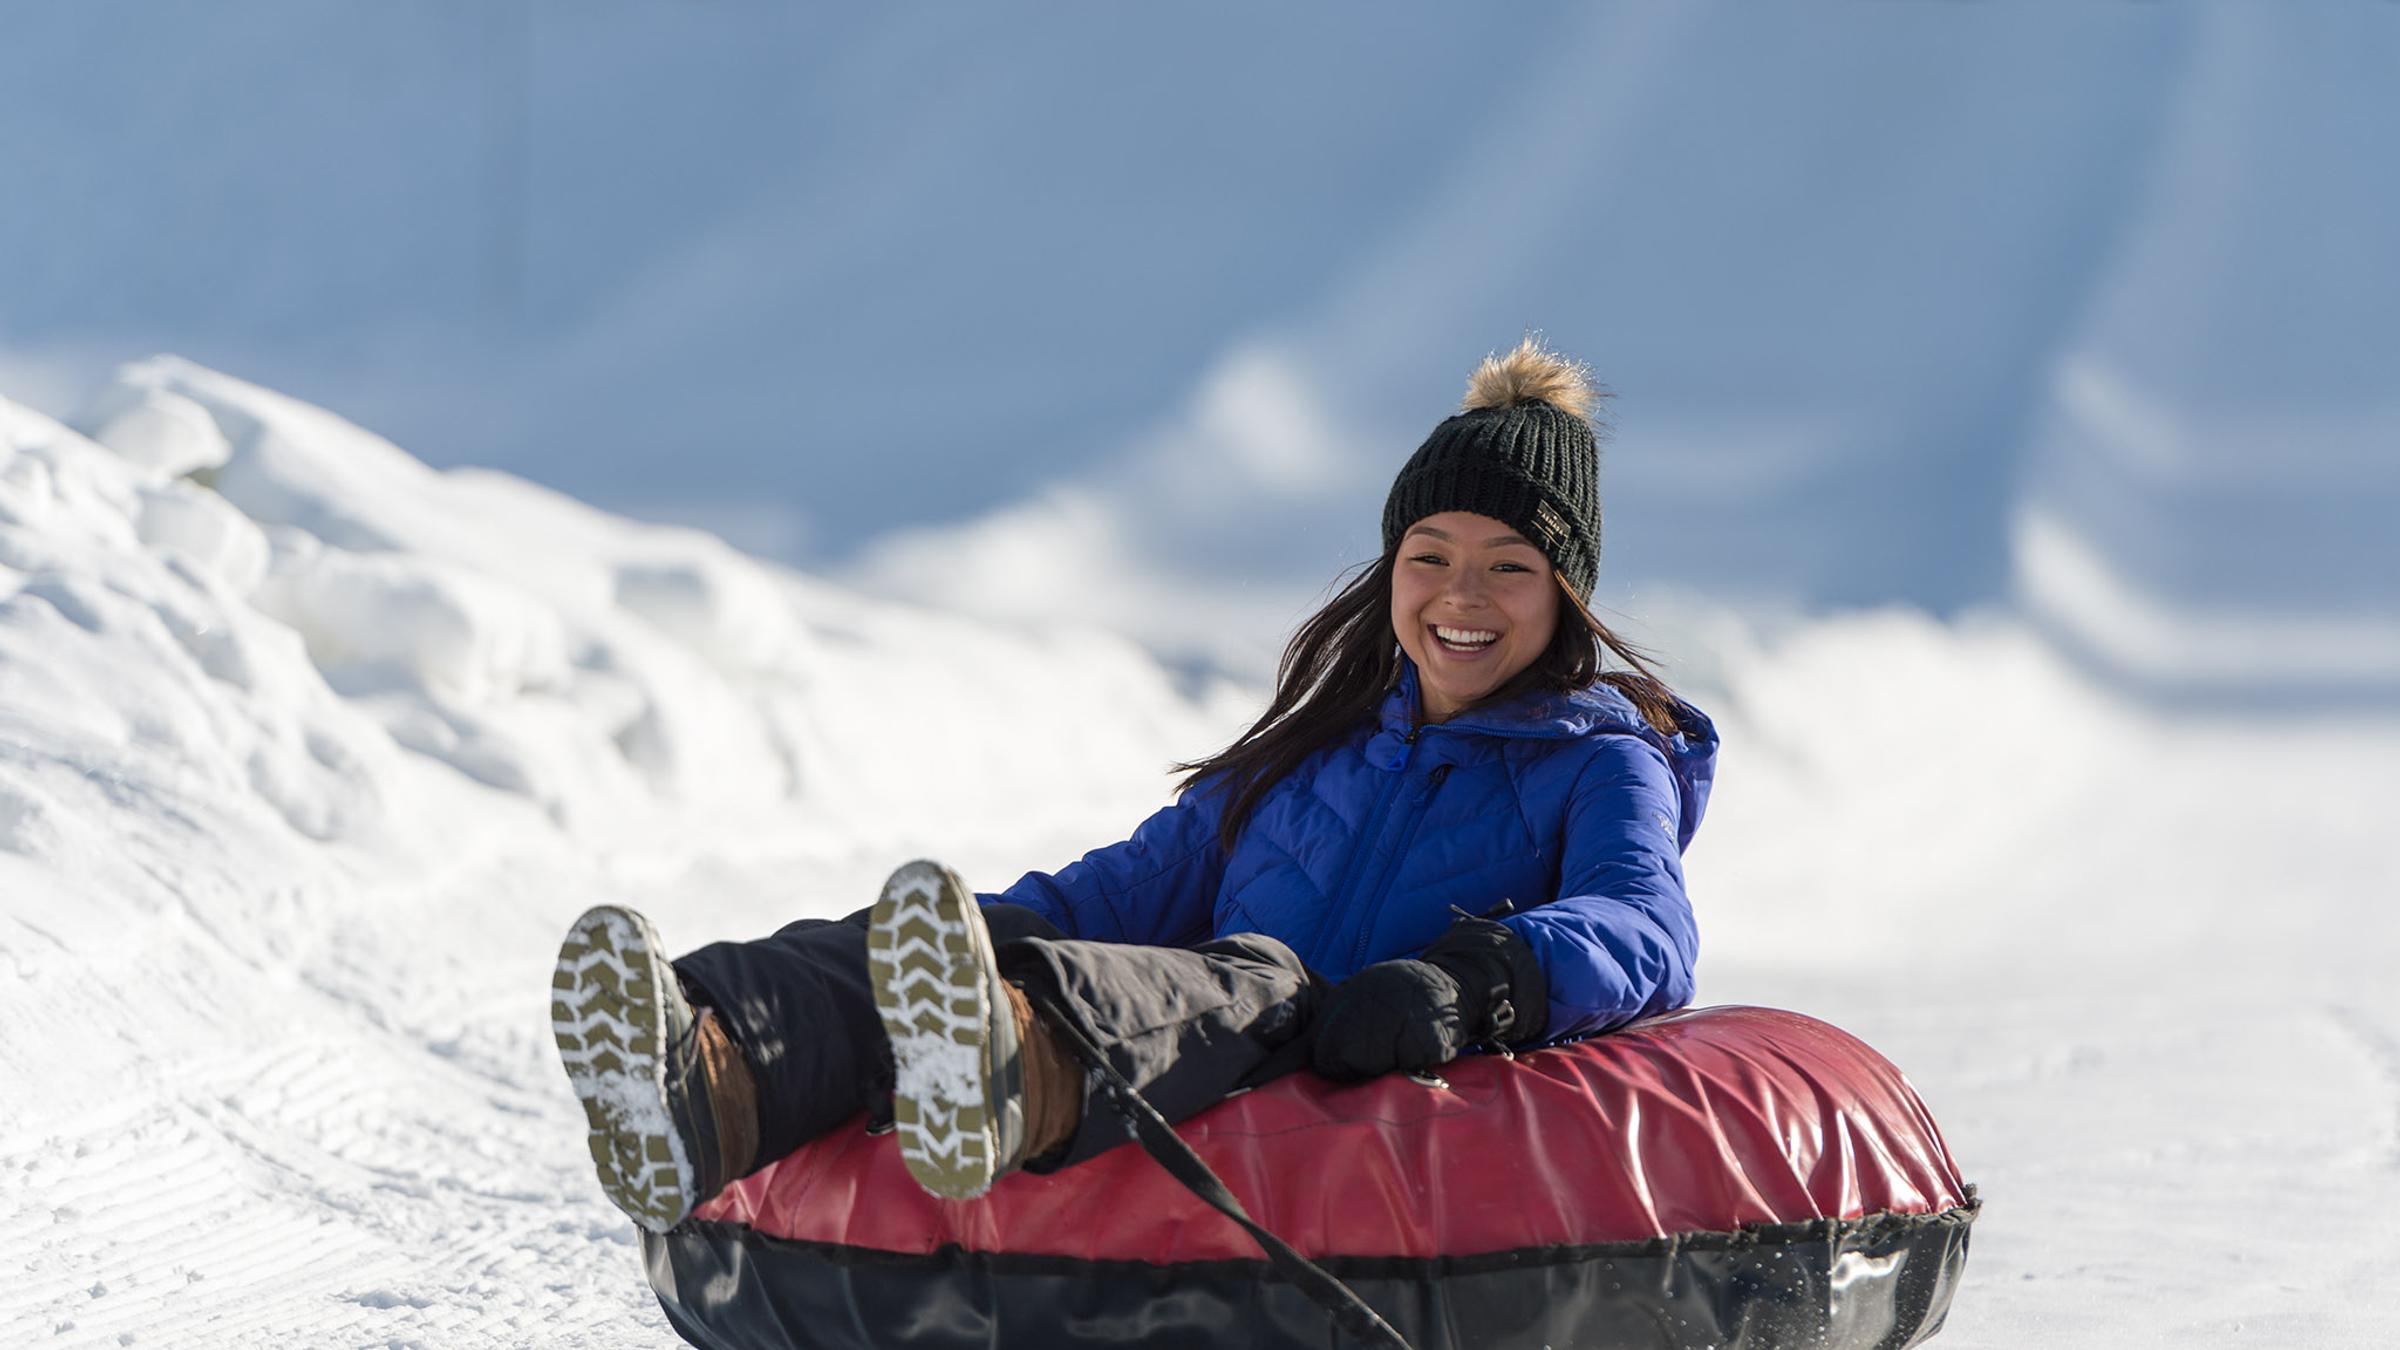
1347,762,1453,971
1316,731,1412,959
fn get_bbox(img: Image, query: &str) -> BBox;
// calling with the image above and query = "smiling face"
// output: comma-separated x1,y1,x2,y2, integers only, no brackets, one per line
1389,511,1563,723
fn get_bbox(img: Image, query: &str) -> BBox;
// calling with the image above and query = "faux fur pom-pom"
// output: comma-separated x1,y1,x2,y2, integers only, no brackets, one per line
1462,337,1599,419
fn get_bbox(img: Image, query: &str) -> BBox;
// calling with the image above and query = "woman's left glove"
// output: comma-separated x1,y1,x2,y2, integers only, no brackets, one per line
1311,915,1549,1081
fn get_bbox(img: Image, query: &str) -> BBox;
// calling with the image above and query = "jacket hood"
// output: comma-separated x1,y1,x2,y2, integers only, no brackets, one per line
1374,658,1720,851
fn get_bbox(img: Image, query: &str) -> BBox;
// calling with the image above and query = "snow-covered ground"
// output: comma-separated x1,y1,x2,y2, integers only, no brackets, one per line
3,365,2394,1346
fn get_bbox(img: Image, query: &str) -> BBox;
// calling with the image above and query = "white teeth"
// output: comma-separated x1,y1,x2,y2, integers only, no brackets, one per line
1434,626,1498,646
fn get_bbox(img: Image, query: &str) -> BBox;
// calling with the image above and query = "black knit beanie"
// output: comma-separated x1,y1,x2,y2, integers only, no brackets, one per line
1381,339,1605,597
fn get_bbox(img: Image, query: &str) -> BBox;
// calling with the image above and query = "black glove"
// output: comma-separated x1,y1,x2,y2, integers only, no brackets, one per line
1311,915,1549,1082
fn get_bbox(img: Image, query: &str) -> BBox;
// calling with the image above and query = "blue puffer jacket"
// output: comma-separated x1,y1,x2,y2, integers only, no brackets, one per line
983,658,1719,1042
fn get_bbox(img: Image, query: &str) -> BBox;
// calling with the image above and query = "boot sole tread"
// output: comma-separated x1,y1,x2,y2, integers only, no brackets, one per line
868,862,998,1199
552,905,693,1232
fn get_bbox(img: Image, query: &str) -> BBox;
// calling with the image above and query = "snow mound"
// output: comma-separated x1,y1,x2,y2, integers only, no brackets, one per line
17,355,1243,841
0,358,1246,1346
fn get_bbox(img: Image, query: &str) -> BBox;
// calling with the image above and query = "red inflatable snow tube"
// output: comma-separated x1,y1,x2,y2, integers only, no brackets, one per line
644,1005,1979,1349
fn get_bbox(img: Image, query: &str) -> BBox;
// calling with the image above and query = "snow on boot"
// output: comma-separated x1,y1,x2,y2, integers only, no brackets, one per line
867,860,1027,1199
551,905,746,1232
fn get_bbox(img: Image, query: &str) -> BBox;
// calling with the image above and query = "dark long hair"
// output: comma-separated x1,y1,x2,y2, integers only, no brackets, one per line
1174,547,1687,853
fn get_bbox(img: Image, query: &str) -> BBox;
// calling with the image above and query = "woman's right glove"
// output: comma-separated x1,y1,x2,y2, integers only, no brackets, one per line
1310,915,1549,1081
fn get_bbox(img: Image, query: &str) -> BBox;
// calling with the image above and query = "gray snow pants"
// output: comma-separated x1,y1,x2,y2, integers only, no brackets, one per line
672,904,1326,1173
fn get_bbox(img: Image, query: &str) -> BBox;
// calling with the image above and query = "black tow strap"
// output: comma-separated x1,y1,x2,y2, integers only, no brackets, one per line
1036,1013,1414,1350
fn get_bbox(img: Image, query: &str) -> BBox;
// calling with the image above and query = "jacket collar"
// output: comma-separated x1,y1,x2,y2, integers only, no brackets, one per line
1378,657,1642,740
1364,658,1721,849
1366,656,1719,770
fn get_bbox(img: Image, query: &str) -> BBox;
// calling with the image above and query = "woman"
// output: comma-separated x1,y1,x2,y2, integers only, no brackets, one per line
552,338,1718,1234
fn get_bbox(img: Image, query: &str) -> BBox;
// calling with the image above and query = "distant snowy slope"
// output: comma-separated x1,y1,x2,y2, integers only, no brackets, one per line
4,3,2392,699
2009,4,2400,697
860,3,2400,696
